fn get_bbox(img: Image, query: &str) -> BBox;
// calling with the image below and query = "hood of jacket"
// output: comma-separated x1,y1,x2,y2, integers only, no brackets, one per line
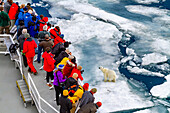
42,17,48,22
20,8,24,13
42,51,48,58
26,37,33,41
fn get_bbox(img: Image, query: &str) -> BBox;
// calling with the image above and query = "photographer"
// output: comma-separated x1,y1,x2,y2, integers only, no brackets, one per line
51,41,71,59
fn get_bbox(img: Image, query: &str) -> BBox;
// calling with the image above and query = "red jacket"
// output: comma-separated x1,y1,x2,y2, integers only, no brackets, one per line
23,38,37,57
50,28,65,46
8,3,19,20
39,17,48,31
69,68,83,81
63,63,77,78
42,52,55,72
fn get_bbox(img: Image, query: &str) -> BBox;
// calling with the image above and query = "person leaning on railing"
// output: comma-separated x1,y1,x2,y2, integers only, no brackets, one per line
0,6,10,34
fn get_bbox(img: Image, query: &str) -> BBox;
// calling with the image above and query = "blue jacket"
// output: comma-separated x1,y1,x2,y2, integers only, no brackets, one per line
23,13,32,28
28,19,39,37
15,8,24,25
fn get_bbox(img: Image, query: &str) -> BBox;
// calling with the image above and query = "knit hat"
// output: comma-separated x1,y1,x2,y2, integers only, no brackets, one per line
83,83,89,91
58,64,64,69
24,33,30,38
64,41,71,48
96,101,102,107
60,34,64,39
63,90,68,96
90,88,97,94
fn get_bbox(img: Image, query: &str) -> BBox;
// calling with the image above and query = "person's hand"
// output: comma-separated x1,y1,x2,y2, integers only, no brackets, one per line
21,50,25,55
72,64,75,67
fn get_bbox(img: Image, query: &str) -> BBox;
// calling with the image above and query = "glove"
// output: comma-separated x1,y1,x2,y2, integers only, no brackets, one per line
21,50,25,55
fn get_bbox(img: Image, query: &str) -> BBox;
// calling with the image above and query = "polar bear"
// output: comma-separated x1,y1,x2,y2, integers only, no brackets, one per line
99,66,116,82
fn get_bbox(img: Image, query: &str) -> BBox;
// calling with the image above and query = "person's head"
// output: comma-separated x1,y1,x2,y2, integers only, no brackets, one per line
77,65,82,71
23,7,28,12
43,25,48,31
58,64,64,70
45,34,49,40
64,41,71,48
63,90,69,97
16,2,19,6
96,101,102,108
8,0,13,5
72,73,78,80
71,56,76,64
40,14,44,19
83,83,89,91
20,4,25,9
47,22,51,27
55,26,60,32
22,29,27,34
24,33,30,39
68,55,74,60
90,88,97,95
0,7,3,11
27,3,31,7
32,16,36,22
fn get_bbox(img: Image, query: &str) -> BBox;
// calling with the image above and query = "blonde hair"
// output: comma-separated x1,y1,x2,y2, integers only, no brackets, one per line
77,66,82,71
72,73,78,79
20,4,25,9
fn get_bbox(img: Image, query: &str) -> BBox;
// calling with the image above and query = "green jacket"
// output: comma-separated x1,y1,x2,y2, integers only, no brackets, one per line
0,11,10,27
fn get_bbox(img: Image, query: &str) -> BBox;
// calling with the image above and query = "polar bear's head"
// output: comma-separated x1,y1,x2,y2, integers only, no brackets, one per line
99,66,106,73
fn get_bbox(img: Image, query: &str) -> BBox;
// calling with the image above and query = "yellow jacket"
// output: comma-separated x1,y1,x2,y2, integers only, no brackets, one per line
68,86,84,104
57,57,69,68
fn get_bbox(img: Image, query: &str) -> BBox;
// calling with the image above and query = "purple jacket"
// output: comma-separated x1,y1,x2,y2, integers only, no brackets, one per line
53,71,66,86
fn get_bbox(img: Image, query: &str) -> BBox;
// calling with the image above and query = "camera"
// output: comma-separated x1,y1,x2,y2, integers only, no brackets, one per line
81,70,84,74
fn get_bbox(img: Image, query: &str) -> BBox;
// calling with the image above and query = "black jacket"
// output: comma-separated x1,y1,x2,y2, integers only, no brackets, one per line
77,103,98,113
59,96,72,113
52,43,65,58
54,51,69,66
65,77,78,89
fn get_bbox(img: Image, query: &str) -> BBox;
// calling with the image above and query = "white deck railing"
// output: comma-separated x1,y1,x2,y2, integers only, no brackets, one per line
28,73,59,113
0,34,23,75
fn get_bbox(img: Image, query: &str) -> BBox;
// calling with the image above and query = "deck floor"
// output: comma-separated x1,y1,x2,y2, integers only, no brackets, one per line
0,55,38,113
23,55,60,112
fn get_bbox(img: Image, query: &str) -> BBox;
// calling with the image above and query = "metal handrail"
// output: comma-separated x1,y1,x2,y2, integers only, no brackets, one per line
28,73,59,113
0,34,23,75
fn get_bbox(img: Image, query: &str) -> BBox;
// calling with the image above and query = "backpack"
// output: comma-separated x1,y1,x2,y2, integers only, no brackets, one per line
9,43,19,53
53,29,64,39
68,85,79,97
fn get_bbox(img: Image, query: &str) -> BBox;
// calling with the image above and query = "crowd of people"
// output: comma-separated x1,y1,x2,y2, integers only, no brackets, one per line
0,1,102,113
